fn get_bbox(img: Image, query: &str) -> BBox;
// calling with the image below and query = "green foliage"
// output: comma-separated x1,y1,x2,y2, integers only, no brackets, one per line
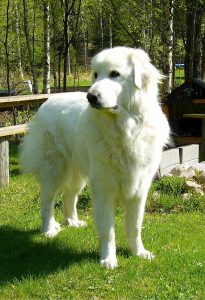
153,176,188,196
0,0,198,92
147,176,205,214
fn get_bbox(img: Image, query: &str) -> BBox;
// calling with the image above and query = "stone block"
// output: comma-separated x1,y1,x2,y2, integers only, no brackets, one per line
159,148,180,176
179,144,199,165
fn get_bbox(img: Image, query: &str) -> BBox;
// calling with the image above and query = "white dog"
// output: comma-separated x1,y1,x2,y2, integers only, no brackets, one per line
21,47,169,268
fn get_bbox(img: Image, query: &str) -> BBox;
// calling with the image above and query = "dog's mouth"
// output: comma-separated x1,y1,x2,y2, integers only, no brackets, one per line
90,103,119,110
90,103,119,114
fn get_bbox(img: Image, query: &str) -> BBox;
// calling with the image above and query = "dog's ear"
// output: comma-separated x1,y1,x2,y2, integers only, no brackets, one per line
131,49,162,90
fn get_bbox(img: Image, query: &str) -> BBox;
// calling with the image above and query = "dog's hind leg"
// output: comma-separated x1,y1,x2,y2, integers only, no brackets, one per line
63,172,87,227
40,181,61,238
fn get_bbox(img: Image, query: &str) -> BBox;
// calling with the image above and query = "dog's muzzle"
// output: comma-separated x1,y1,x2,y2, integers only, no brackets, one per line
87,92,119,111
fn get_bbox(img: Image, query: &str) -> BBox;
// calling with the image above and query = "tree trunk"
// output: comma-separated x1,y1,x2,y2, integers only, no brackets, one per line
43,0,50,94
149,0,154,61
193,4,204,78
15,2,24,80
58,53,62,91
184,1,205,80
83,30,88,73
184,0,198,81
168,0,174,91
51,1,57,92
201,30,205,79
53,28,57,92
67,33,71,76
4,0,11,95
160,0,174,95
63,0,69,92
23,0,38,93
99,8,104,50
109,14,113,48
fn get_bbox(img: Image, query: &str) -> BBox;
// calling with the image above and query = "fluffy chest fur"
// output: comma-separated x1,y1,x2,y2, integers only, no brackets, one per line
76,107,168,199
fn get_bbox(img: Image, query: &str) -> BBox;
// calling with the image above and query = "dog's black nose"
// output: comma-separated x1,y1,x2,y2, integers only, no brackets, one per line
87,93,98,105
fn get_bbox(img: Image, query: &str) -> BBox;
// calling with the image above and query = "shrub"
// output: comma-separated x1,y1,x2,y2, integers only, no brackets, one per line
153,176,188,196
147,176,205,213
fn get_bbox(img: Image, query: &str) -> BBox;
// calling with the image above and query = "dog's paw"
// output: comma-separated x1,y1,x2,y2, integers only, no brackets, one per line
64,218,87,228
137,249,154,261
44,221,61,238
100,257,118,269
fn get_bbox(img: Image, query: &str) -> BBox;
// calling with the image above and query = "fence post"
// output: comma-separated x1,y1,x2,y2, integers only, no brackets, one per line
0,137,9,188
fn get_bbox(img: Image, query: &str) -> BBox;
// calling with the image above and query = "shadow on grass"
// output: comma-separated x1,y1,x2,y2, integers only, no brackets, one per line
0,226,97,286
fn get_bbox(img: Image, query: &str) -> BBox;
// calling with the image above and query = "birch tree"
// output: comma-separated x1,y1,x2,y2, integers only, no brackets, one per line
15,2,24,80
4,0,11,94
22,0,38,93
43,0,50,94
160,0,174,94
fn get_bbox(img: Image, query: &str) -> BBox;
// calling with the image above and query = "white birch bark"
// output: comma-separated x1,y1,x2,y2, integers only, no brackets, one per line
43,0,50,94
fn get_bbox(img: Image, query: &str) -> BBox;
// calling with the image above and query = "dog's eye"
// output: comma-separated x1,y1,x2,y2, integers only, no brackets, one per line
109,71,120,78
94,72,98,79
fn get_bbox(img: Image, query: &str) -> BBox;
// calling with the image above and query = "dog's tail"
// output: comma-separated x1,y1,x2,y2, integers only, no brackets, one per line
20,115,47,175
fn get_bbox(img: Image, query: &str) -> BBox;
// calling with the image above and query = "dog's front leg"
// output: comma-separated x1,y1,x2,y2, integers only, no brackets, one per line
125,194,154,260
92,192,117,269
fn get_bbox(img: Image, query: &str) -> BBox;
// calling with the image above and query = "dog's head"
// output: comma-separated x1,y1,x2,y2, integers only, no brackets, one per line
87,47,162,113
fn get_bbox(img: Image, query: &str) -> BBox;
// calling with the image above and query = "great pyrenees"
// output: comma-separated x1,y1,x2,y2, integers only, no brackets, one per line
21,47,169,268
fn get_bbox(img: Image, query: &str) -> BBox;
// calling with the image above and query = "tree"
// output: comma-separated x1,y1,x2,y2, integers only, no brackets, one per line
160,0,174,94
201,28,205,79
43,0,50,94
15,2,24,80
1,0,205,96
184,0,205,81
62,0,82,91
4,0,11,94
22,0,38,93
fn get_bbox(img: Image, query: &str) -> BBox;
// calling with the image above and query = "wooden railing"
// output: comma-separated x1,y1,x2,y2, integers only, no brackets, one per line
0,94,48,109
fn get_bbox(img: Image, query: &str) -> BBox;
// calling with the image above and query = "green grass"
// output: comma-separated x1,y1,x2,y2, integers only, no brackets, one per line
0,145,205,299
147,176,205,214
37,73,91,93
174,68,185,87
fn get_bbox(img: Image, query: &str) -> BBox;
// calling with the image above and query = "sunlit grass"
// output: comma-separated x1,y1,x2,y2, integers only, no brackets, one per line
0,145,204,299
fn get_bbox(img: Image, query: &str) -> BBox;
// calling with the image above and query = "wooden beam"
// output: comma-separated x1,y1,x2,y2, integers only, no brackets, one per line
0,138,9,188
0,94,48,108
175,136,205,145
0,124,28,188
192,98,205,104
0,124,28,137
183,113,205,119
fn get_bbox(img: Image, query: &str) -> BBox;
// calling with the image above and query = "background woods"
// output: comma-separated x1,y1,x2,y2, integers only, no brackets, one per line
0,0,205,95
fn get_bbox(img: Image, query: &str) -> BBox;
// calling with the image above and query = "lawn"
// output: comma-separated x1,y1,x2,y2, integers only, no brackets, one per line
0,145,205,299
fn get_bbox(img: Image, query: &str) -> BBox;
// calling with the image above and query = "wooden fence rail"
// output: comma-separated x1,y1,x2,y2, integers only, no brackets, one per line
0,94,48,109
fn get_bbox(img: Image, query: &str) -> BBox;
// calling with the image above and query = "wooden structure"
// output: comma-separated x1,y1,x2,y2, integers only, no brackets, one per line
0,94,49,188
0,94,48,110
167,78,205,160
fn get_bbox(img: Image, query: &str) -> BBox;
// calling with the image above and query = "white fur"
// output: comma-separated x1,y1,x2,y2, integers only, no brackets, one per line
20,47,169,269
